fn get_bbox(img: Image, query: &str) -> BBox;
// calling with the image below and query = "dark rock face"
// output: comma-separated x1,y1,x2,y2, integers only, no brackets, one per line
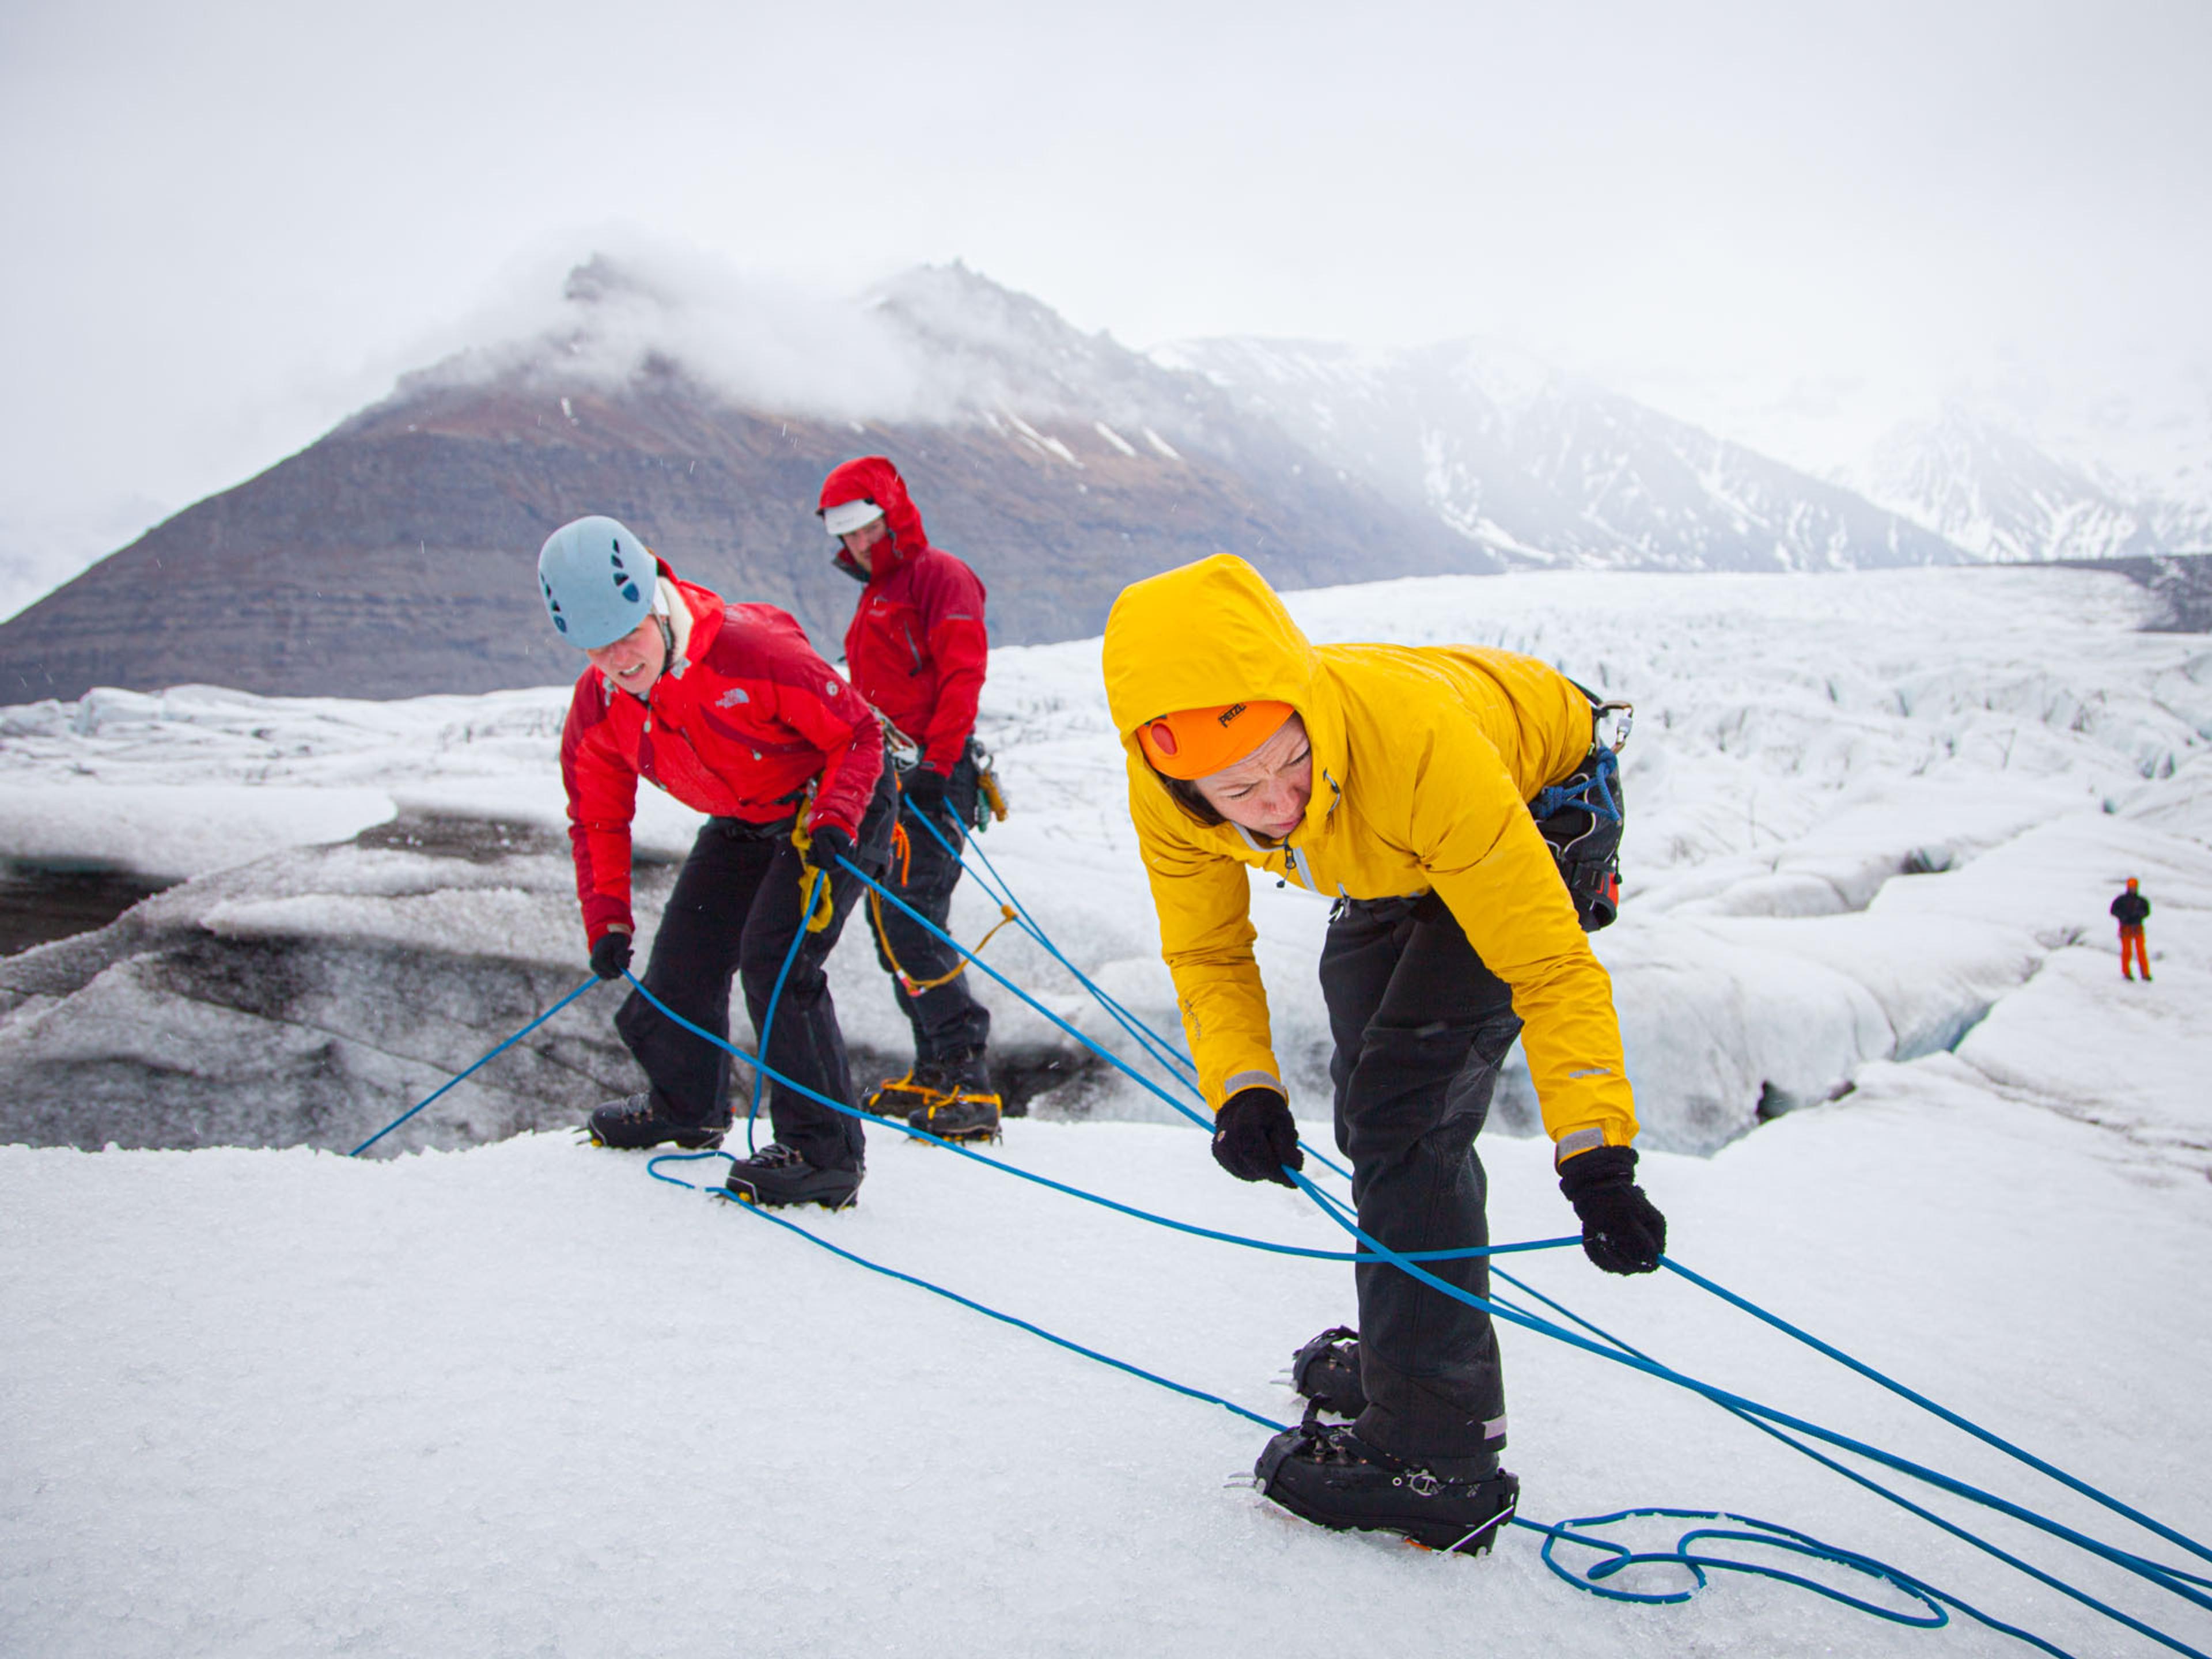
0,363,1486,703
0,821,645,1153
0,862,179,957
0,810,1100,1153
2059,551,2212,633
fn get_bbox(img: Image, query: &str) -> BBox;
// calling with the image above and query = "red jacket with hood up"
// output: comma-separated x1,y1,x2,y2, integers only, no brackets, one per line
559,559,884,944
819,456,988,776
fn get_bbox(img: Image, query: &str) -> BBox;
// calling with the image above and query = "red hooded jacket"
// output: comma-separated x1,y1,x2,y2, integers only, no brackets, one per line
819,456,988,775
559,562,884,944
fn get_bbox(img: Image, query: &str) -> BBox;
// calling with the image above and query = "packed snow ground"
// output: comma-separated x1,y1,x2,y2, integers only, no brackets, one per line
3,564,2210,1656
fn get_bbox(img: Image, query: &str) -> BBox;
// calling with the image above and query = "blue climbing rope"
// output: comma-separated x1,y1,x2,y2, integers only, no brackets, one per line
644,1138,2089,1658
838,844,1357,1184
634,866,2212,1653
904,803,1203,1090
342,801,2211,1654
647,1147,1286,1431
842,835,2212,1651
347,974,600,1157
1291,1169,2212,1657
622,967,1560,1268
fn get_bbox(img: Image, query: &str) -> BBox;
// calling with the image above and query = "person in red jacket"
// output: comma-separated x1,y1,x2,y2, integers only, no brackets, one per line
2112,877,2152,981
817,457,999,1141
539,514,896,1210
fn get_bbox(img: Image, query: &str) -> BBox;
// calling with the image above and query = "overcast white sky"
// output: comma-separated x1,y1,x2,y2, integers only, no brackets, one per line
3,0,2208,618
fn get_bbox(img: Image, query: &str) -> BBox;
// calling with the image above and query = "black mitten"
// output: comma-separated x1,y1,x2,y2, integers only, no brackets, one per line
589,930,633,982
808,823,855,871
1559,1144,1667,1274
1211,1088,1304,1187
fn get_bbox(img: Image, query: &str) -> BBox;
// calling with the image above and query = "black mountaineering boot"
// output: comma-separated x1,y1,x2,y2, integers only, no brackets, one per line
585,1093,729,1152
902,1050,1003,1143
1254,1414,1520,1556
723,1142,863,1211
1290,1327,1369,1418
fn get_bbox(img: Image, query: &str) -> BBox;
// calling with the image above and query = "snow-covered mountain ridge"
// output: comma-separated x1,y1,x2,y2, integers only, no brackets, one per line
1156,337,1962,572
1849,404,2210,564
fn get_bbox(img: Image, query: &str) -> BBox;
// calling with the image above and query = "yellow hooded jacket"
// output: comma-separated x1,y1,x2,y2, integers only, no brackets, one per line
1101,555,1638,1154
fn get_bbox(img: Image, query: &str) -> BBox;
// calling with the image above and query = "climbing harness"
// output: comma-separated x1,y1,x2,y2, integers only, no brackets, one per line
1533,719,1628,933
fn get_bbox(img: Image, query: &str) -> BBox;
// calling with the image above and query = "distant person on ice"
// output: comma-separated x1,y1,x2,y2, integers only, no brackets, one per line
2112,877,2152,982
537,514,894,1210
817,456,1003,1143
1100,553,1665,1557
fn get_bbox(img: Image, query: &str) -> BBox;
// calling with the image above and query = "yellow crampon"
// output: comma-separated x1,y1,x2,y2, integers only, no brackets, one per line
864,1071,1004,1142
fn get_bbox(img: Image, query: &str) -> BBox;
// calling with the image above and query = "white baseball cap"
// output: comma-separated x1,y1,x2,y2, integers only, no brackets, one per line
823,499,887,537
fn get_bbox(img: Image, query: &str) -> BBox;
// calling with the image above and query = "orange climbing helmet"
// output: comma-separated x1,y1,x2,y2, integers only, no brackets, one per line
1133,700,1296,781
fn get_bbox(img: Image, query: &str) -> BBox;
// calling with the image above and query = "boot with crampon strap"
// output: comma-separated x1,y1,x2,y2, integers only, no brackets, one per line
1290,1325,1369,1418
870,1051,1002,1143
1254,1411,1520,1557
584,1092,729,1152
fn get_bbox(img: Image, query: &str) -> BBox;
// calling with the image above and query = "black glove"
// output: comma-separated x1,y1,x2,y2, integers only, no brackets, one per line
808,823,855,872
1211,1087,1304,1187
1558,1145,1666,1274
589,929,632,981
902,766,948,817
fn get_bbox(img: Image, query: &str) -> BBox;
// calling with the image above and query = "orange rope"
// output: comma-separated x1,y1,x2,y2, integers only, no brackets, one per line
869,895,1020,994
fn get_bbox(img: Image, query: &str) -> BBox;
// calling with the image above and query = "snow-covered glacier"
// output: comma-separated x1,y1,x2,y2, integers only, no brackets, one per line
2,564,2207,1162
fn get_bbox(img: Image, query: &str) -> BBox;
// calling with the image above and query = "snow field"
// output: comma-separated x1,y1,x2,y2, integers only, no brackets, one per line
4,1085,2208,1658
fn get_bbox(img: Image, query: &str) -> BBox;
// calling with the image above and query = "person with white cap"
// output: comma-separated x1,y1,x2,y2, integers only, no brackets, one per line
1101,552,1665,1556
537,514,896,1209
816,456,1002,1142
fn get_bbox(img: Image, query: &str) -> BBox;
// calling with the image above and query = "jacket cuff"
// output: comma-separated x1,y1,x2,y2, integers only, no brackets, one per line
582,897,633,944
1553,1126,1615,1168
1221,1069,1285,1108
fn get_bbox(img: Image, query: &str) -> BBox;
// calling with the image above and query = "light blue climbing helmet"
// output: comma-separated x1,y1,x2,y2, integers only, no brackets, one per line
537,516,657,649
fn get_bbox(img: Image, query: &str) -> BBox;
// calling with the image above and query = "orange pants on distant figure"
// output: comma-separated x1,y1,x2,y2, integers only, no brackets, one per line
2120,926,2150,979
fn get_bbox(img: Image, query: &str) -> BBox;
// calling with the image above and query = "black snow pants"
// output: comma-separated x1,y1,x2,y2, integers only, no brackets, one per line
869,751,992,1065
1323,891,1520,1469
614,772,897,1171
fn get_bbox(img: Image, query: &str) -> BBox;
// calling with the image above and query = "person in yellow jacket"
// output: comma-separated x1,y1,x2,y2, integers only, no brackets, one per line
1101,553,1665,1556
